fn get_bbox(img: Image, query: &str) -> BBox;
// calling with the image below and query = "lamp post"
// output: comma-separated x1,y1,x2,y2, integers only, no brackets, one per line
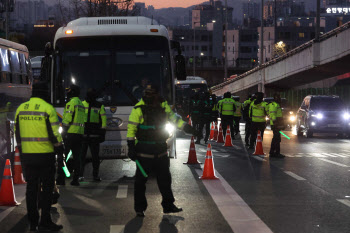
193,21,200,77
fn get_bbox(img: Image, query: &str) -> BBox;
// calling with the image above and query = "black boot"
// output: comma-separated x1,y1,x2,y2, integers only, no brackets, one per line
163,204,183,214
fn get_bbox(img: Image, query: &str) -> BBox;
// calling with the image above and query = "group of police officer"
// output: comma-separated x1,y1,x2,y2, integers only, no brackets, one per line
15,82,106,231
189,91,285,158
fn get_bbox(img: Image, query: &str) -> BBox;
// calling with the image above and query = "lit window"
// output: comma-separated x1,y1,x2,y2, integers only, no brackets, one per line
299,33,305,38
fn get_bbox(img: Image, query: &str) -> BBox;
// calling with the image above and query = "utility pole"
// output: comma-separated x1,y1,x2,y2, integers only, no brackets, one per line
260,0,265,93
5,0,9,40
224,0,228,80
316,0,320,41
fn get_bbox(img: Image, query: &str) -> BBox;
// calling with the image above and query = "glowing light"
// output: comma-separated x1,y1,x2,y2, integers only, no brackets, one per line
311,122,316,126
65,30,73,34
343,113,350,120
165,123,175,134
72,77,76,84
290,116,296,122
150,29,158,32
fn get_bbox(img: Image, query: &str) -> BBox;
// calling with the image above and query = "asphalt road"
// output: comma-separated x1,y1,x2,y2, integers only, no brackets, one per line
1,123,350,233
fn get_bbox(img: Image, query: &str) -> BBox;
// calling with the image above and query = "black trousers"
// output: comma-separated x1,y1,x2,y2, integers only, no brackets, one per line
80,141,100,178
221,115,234,138
199,120,211,142
245,120,251,144
57,134,83,182
250,122,266,147
233,116,241,134
270,126,281,154
134,155,175,212
24,164,55,225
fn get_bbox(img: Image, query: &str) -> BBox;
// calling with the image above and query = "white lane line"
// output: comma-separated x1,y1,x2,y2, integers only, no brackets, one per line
122,163,131,171
110,225,125,233
321,153,337,157
195,169,272,233
116,185,128,199
284,171,306,181
252,156,266,162
310,153,327,158
330,153,346,158
318,158,350,167
337,199,350,208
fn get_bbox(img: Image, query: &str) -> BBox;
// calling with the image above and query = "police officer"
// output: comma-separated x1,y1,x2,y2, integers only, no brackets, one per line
190,92,201,141
15,82,63,231
127,84,198,217
57,85,85,186
269,93,285,158
243,95,253,147
211,94,219,123
249,92,268,149
198,92,213,144
80,88,107,181
218,92,236,138
39,42,52,82
233,96,242,136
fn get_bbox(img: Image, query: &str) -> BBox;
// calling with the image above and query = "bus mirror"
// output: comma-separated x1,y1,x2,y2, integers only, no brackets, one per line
174,54,186,81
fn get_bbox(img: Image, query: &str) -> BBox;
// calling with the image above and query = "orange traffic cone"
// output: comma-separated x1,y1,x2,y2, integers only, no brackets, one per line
223,126,234,147
209,122,215,140
253,130,265,155
216,124,224,143
184,136,201,165
188,117,192,126
212,122,218,141
0,159,19,206
13,147,26,184
200,144,218,179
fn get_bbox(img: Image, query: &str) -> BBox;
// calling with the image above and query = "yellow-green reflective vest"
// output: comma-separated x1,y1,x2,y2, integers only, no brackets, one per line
218,98,236,116
82,101,107,129
234,102,242,117
269,101,283,125
62,97,85,134
249,100,268,122
15,97,62,154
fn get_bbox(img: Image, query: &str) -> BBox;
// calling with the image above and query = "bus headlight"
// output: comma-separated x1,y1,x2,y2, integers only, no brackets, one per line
343,113,350,120
290,116,296,122
165,123,175,134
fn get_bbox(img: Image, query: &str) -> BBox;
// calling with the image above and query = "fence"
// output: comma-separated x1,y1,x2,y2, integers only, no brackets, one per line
280,86,350,110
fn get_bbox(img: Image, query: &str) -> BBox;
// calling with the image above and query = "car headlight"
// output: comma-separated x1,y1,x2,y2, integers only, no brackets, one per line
289,116,296,122
165,123,175,134
311,113,323,119
343,113,350,120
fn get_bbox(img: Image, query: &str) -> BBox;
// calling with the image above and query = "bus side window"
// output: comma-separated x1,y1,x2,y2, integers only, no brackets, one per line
0,48,11,83
19,53,28,84
9,50,21,84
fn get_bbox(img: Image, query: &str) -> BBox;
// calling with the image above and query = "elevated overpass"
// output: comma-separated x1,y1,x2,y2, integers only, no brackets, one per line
211,21,350,97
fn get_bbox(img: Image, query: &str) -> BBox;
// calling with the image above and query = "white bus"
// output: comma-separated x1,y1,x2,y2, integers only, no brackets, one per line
47,17,186,159
0,39,32,167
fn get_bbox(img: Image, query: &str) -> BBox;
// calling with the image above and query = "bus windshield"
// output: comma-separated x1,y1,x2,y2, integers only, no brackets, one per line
54,36,172,106
175,83,208,99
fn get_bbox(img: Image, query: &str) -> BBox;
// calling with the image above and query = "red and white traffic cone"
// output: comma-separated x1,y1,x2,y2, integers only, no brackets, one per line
253,130,265,155
223,126,233,147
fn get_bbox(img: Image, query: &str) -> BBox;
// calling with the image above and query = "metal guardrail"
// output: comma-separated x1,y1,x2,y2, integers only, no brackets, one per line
211,21,350,92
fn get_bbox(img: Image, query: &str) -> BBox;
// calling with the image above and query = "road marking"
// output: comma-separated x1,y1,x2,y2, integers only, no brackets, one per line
196,169,272,233
337,199,350,208
252,155,266,162
116,185,128,199
284,171,306,181
110,225,125,233
318,158,350,167
321,153,337,157
122,163,131,171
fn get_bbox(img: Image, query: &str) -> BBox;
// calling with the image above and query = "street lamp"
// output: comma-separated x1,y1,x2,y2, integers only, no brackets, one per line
193,21,200,76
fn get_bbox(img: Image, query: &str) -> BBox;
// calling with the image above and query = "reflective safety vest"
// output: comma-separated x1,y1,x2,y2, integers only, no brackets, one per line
62,97,85,134
243,99,252,109
234,102,242,117
249,100,268,123
82,100,107,137
191,100,201,115
127,99,186,155
15,97,62,154
269,101,283,126
218,98,236,116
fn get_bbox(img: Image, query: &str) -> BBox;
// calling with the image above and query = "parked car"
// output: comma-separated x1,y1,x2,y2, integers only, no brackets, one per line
264,97,296,128
296,95,350,138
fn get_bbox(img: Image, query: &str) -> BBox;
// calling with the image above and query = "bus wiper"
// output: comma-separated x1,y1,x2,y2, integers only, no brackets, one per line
112,80,138,105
